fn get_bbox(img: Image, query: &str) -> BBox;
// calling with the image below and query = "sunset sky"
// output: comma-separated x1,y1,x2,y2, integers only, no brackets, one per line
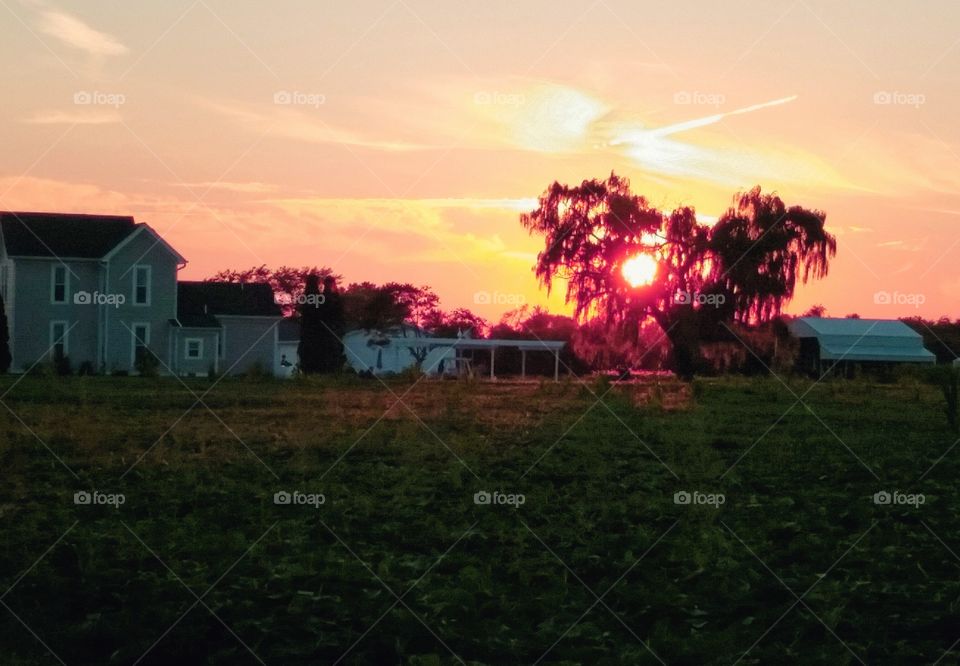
2,0,959,320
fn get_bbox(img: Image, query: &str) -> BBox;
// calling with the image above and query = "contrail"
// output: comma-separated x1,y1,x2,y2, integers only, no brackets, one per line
650,95,798,137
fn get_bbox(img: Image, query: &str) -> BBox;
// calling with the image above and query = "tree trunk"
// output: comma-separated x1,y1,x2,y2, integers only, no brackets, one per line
652,307,702,381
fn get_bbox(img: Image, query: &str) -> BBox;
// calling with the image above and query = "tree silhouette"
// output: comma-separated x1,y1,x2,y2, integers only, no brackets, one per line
298,275,324,374
423,307,489,338
802,304,828,318
522,173,836,378
317,276,345,372
210,265,340,316
342,282,440,331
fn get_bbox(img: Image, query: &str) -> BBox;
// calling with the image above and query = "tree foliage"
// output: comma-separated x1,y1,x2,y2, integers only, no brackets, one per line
422,307,489,338
298,276,346,374
521,173,836,377
298,275,325,374
209,265,340,316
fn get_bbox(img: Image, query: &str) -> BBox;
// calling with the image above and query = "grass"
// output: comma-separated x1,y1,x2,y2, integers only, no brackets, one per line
0,372,957,664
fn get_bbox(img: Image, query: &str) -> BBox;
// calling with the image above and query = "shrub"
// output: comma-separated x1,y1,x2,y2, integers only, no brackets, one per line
923,366,960,432
135,351,160,378
23,362,52,377
396,365,424,383
242,362,274,381
53,351,72,376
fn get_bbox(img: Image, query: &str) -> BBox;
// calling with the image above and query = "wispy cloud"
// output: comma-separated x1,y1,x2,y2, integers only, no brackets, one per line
604,95,836,187
169,181,280,194
200,98,435,152
264,197,539,265
37,9,127,56
24,110,121,124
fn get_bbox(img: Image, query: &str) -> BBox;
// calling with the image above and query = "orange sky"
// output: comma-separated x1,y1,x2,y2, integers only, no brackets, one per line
2,0,959,321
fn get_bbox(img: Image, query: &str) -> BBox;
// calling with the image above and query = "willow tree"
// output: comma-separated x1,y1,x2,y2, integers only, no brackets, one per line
521,173,836,378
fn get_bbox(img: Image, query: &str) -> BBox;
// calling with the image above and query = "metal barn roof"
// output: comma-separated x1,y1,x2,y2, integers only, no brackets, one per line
788,317,935,363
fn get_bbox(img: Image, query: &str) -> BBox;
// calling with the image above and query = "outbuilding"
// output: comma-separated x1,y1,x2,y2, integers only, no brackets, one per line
788,316,935,375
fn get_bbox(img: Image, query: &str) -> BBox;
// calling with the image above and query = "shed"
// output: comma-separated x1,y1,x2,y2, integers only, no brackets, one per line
342,326,566,380
788,317,935,374
343,325,431,376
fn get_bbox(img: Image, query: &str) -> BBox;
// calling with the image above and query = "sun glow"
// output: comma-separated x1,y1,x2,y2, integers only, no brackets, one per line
621,253,658,287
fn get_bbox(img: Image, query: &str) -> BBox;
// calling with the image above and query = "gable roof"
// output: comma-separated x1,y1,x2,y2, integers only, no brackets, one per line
178,281,282,320
0,212,139,258
102,224,187,265
789,317,935,363
790,317,921,338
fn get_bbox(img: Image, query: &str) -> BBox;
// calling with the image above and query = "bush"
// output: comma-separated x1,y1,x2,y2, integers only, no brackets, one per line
242,362,274,381
135,351,160,378
923,366,960,432
23,362,52,377
396,365,424,383
78,360,96,376
53,352,72,376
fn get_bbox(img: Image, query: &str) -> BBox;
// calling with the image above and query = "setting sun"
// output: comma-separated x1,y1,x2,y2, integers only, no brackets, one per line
622,253,658,287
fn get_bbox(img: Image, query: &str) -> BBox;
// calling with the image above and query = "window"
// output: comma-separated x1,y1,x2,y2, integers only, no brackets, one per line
51,265,68,304
50,320,68,359
133,265,151,306
131,323,150,367
185,338,203,360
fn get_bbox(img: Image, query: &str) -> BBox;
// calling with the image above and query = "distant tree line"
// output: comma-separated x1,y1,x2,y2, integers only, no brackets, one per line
207,266,495,374
200,264,960,379
903,317,960,364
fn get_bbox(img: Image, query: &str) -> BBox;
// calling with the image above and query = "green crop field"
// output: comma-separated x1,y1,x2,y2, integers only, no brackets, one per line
1,373,957,665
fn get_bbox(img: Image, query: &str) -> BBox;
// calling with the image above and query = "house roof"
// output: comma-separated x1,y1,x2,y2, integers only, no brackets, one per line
789,317,935,363
0,212,139,258
277,317,300,342
177,281,282,320
790,317,921,338
169,314,221,329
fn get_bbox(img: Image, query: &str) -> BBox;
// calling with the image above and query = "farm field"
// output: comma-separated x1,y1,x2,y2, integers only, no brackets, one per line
1,373,958,665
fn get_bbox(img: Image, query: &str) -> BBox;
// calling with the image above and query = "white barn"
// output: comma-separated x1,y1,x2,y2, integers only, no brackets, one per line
343,325,432,375
343,326,566,380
